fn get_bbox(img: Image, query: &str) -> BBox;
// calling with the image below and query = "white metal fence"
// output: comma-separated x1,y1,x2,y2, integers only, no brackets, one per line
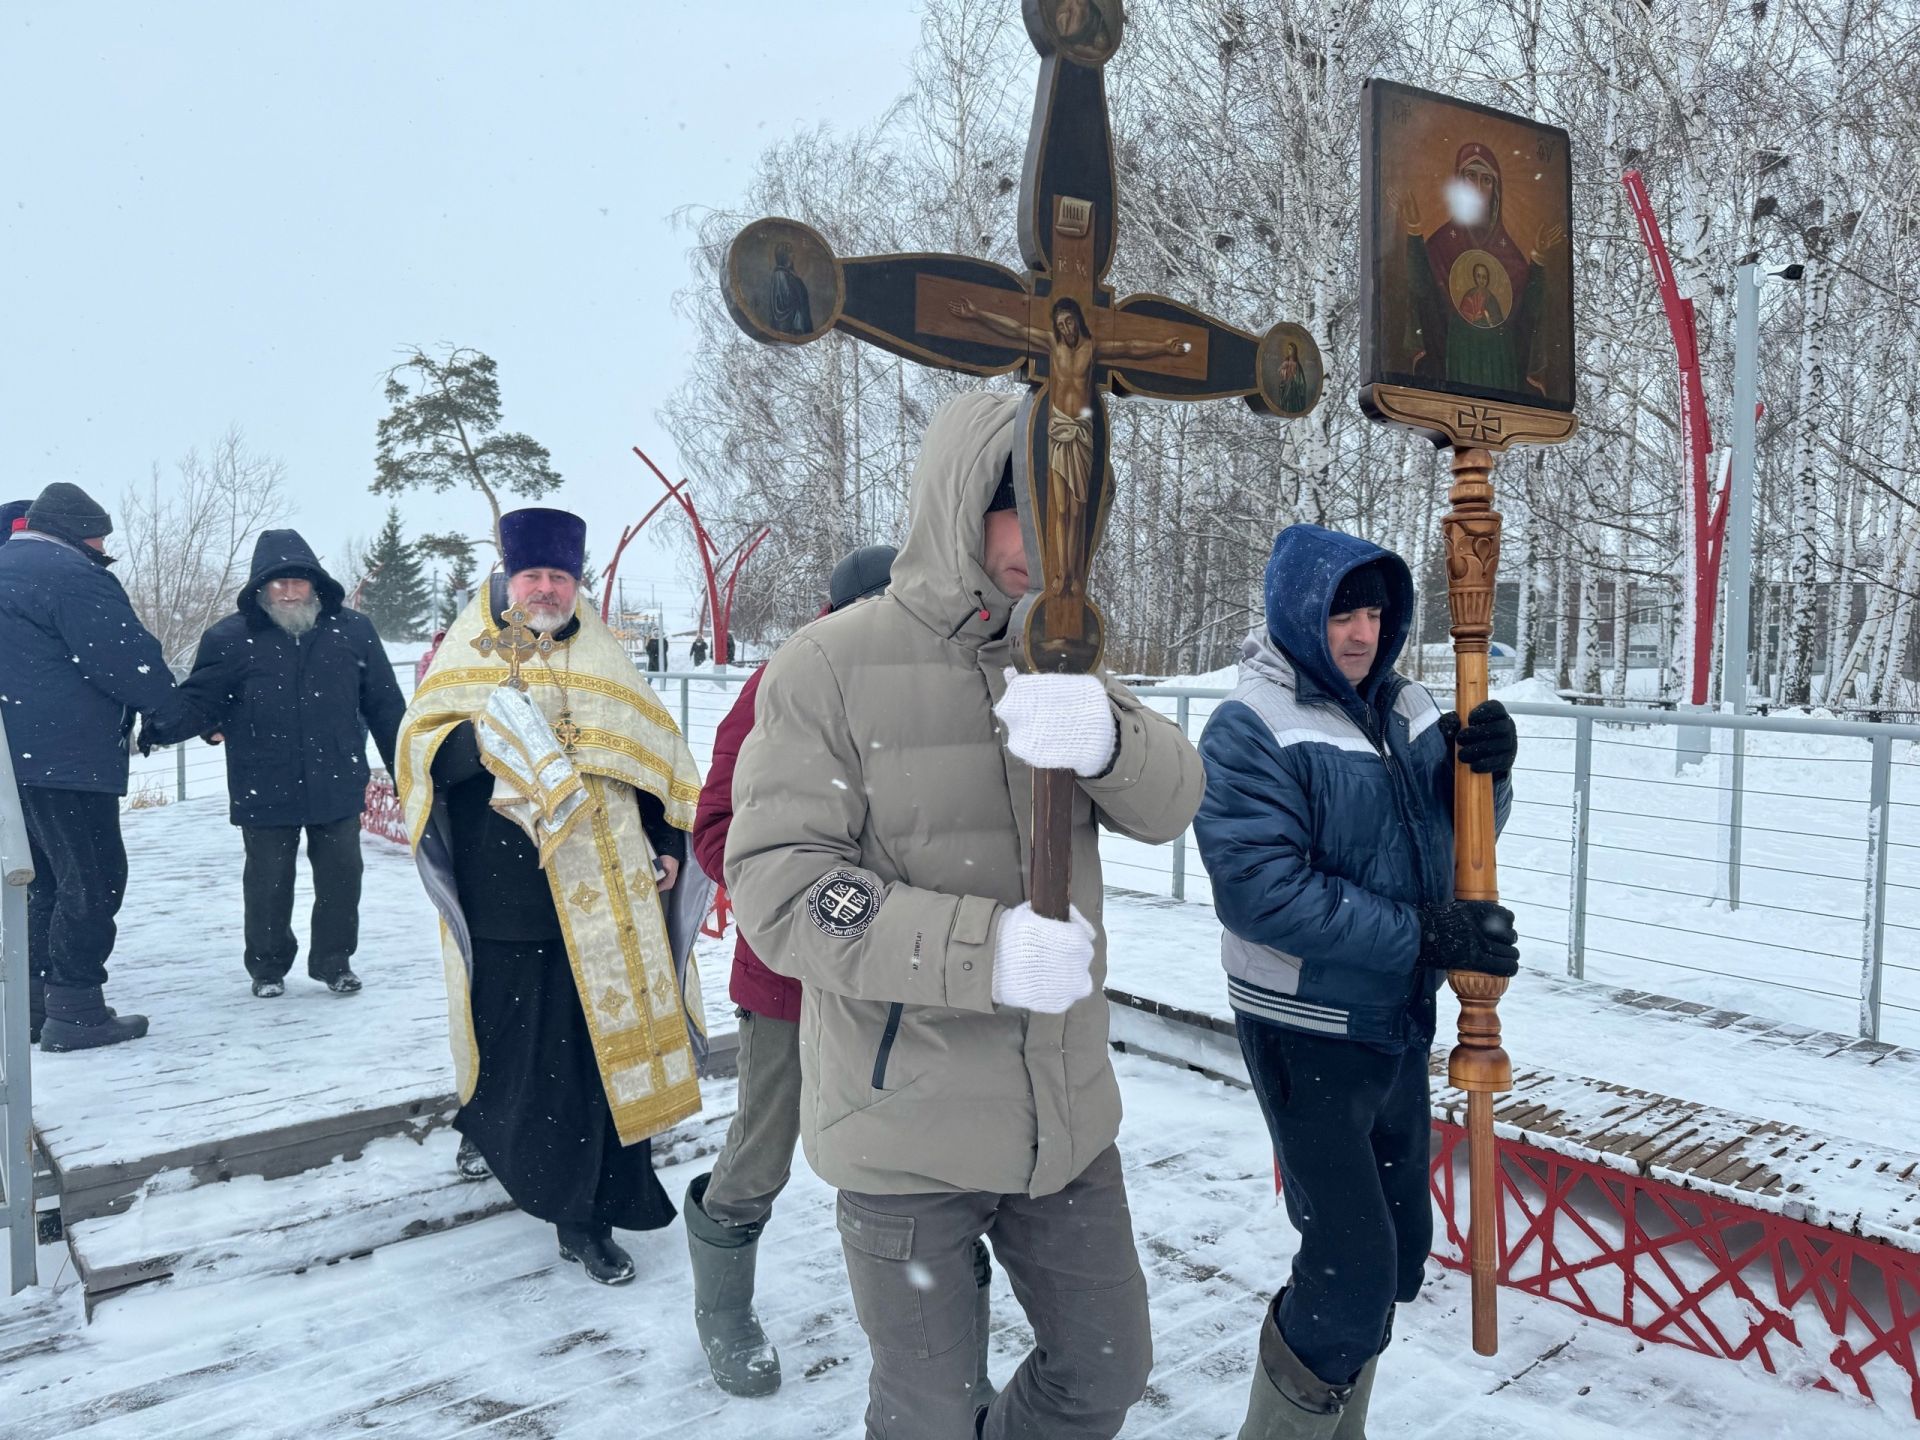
146,666,1920,1049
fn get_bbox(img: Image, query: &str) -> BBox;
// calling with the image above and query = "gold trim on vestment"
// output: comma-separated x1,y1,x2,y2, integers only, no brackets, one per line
396,592,706,1143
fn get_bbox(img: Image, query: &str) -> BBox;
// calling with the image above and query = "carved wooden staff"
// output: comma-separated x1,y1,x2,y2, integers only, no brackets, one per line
1359,74,1580,1355
1365,400,1571,1353
721,0,1324,918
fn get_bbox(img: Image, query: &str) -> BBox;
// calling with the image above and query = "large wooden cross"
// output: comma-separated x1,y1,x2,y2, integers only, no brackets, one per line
724,0,1322,919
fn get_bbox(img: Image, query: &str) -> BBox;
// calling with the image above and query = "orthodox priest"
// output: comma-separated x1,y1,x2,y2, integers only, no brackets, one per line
397,507,711,1285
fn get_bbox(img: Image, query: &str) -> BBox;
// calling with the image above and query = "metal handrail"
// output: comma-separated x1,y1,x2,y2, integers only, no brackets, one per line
0,706,38,1292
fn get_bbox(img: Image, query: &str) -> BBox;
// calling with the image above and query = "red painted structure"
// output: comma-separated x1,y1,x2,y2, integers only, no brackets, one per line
599,473,692,623
1428,1120,1920,1418
629,446,770,666
1623,171,1726,707
361,774,408,847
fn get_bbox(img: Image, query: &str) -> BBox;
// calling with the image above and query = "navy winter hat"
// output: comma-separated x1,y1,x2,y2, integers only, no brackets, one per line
828,544,897,611
986,456,1018,513
500,507,587,578
26,482,112,544
0,499,29,543
1330,560,1390,615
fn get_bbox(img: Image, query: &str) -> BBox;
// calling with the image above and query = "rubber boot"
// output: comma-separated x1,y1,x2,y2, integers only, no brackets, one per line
1328,1356,1378,1440
684,1172,780,1397
970,1236,996,1410
29,972,45,1045
39,984,148,1052
1331,1306,1392,1440
1237,1295,1351,1440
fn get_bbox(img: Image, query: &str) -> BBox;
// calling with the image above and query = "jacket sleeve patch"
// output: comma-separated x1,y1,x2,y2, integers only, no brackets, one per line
806,869,881,939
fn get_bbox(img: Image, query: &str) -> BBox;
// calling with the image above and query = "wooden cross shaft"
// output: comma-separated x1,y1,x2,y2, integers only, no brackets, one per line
724,1,1322,921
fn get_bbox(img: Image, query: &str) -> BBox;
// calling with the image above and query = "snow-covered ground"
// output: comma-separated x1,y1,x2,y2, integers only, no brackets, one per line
7,1047,1909,1440
37,654,1914,1434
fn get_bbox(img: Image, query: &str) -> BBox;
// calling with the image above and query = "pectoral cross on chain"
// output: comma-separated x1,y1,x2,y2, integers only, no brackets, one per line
471,606,553,693
723,2,1324,918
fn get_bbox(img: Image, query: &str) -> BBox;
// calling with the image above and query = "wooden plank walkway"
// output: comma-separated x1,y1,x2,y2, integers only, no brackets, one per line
30,797,737,1224
7,1052,1908,1440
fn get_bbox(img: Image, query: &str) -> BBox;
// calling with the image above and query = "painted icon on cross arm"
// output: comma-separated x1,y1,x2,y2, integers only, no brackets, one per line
725,218,843,346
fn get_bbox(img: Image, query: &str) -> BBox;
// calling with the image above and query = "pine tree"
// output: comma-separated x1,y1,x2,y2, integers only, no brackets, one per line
357,506,433,641
419,531,478,632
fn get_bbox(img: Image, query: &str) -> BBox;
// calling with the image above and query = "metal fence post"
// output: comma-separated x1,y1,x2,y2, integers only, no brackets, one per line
1171,696,1190,902
1566,714,1592,979
1861,735,1892,1041
680,676,691,737
1727,730,1745,911
176,742,187,803
0,709,38,1292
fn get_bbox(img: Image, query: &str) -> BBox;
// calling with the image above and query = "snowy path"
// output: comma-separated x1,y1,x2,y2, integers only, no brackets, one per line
31,797,737,1191
5,1052,1907,1440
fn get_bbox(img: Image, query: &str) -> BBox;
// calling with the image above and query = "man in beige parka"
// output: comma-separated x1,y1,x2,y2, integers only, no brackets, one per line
726,390,1205,1440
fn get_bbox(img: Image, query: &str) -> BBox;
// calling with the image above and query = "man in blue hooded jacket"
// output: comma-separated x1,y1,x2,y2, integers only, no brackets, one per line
1194,524,1519,1439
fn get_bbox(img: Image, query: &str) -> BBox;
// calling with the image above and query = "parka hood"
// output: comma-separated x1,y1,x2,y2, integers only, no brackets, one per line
1261,523,1414,706
239,529,344,621
888,391,1022,647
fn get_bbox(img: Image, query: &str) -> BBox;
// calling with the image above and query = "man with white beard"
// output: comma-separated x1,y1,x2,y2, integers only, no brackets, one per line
155,530,405,997
397,507,710,1283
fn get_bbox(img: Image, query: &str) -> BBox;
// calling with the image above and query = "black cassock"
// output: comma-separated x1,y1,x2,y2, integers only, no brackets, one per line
431,718,689,1231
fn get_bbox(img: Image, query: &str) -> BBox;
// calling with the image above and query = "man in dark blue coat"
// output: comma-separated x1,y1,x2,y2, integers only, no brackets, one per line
0,500,28,544
1194,524,1520,1439
153,530,405,998
0,483,195,1050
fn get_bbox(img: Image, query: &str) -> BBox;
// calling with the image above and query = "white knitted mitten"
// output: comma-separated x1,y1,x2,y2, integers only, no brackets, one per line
992,903,1097,1013
994,669,1117,776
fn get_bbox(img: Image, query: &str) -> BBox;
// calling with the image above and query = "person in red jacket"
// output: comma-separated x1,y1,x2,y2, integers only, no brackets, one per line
683,544,991,1404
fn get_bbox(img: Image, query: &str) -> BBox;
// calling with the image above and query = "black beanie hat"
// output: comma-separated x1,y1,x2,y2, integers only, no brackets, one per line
828,544,898,612
986,456,1018,514
26,482,113,545
1330,560,1389,616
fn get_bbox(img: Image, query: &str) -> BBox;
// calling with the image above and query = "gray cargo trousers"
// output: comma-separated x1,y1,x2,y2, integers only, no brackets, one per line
701,1009,804,1227
837,1145,1151,1439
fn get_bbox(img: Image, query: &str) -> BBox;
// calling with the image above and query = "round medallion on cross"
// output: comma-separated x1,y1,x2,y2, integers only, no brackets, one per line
1024,0,1125,66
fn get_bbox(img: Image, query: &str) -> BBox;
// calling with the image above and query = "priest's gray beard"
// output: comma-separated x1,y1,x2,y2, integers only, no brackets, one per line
266,595,322,636
523,603,569,633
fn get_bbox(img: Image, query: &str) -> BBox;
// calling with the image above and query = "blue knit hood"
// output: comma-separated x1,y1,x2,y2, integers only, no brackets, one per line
1262,524,1414,706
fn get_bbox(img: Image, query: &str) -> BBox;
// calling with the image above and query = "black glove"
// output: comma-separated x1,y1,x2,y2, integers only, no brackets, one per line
1418,901,1520,977
1437,700,1516,778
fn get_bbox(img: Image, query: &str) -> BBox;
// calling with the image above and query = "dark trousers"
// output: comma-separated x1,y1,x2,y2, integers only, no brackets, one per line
240,818,364,982
1236,1014,1433,1386
22,787,127,997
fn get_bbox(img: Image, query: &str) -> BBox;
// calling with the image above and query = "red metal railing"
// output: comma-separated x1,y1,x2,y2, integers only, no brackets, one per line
1428,1120,1920,1417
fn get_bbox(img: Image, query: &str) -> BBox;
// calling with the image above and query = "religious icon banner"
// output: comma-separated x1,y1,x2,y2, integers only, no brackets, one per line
1360,80,1575,416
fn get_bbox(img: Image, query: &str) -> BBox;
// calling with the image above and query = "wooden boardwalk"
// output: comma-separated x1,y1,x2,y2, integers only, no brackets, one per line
26,797,737,1302
7,1052,1908,1440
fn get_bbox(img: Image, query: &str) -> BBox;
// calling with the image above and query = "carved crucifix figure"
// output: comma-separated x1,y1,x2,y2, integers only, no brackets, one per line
723,0,1324,918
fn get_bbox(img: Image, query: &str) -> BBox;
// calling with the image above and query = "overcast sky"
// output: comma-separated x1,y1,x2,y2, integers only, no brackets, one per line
1,2,925,625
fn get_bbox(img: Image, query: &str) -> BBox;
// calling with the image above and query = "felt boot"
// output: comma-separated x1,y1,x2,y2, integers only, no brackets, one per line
39,984,147,1052
684,1173,780,1397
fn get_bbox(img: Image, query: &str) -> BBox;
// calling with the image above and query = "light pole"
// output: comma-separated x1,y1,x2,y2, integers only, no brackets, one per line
1721,259,1803,713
